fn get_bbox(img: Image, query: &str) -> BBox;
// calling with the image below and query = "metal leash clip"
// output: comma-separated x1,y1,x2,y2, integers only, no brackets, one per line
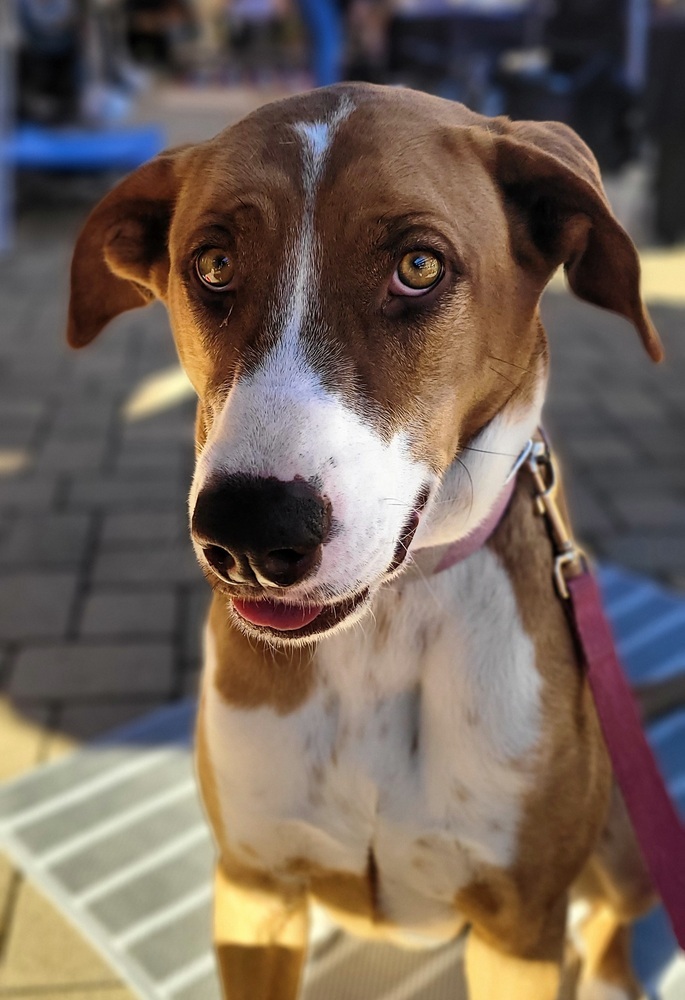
526,433,587,599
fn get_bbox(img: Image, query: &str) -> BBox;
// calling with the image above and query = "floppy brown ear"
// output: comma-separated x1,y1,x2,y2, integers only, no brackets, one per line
487,118,663,362
67,148,188,348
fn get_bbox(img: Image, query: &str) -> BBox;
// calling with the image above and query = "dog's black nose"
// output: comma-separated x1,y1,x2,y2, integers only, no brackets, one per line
192,475,331,588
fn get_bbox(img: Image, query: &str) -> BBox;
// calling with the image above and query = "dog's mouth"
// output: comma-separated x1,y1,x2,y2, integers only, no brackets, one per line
220,488,430,643
230,589,370,641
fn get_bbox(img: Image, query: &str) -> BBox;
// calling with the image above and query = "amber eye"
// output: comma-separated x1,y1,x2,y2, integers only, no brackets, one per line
393,251,443,294
196,247,234,288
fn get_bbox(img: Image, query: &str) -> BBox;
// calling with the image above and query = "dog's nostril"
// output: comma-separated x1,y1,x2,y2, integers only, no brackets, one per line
256,545,322,587
203,545,235,579
267,548,307,566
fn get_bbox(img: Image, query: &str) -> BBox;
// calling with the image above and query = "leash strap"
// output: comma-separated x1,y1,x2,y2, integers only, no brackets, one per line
567,570,685,949
527,437,685,950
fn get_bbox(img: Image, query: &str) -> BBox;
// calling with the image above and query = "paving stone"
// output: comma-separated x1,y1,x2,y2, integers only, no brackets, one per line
67,473,182,508
92,546,201,586
113,443,189,477
0,573,76,640
0,475,59,511
10,643,174,699
102,511,185,547
39,437,109,472
182,667,202,698
0,400,48,423
182,586,210,666
56,699,168,741
0,420,41,450
610,495,685,531
601,532,685,580
0,514,92,568
600,389,667,421
81,590,176,638
562,434,640,466
563,482,616,540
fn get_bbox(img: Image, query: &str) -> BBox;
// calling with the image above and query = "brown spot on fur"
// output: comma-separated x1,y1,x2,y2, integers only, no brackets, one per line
372,602,393,651
415,626,431,660
310,762,325,785
238,841,259,860
367,847,380,916
453,781,471,803
466,707,480,728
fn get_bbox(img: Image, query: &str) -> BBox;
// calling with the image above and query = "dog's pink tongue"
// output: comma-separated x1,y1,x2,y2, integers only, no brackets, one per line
233,598,323,631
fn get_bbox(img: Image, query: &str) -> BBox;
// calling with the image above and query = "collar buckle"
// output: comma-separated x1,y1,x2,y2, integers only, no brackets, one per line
526,434,587,599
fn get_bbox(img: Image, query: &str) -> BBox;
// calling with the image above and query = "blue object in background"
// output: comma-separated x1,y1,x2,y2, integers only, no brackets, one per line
11,122,165,171
297,0,343,87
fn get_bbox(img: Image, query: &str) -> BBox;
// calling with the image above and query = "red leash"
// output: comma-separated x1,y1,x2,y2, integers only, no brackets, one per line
568,570,685,949
526,437,685,950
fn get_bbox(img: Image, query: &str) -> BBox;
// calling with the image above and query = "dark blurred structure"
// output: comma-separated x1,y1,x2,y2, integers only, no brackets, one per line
17,0,81,125
386,0,685,242
388,1,640,170
647,6,685,243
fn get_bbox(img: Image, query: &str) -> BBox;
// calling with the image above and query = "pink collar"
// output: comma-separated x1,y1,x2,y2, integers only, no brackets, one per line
430,475,517,574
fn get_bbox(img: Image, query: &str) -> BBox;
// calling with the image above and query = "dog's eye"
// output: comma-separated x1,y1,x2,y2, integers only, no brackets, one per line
196,248,234,289
390,251,443,296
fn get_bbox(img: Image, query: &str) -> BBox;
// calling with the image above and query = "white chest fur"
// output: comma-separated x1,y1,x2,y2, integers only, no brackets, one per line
201,547,541,944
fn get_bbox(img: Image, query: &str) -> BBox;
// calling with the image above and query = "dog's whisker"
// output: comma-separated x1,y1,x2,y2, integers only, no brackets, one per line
487,353,536,377
455,457,475,521
487,364,518,389
461,446,518,458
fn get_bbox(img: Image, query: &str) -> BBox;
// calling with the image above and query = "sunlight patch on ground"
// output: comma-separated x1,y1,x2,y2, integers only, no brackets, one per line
638,247,685,305
549,246,685,305
122,367,195,422
0,450,29,475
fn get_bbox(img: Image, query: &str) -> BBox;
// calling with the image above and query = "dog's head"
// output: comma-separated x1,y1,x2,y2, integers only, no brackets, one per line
67,84,660,644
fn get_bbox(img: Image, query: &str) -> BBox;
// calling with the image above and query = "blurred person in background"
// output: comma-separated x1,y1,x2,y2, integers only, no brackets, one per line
227,0,291,84
17,0,81,124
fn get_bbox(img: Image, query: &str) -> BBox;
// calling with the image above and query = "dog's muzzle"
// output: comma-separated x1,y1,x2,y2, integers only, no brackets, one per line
192,473,332,591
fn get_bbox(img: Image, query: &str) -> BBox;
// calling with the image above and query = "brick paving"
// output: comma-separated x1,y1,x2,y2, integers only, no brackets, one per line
0,83,683,996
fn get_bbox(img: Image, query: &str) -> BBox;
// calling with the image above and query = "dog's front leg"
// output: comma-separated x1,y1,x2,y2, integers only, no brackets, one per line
465,932,564,1000
214,862,308,1000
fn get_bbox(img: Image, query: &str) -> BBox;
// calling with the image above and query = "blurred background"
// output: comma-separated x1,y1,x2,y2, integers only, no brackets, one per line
0,1,684,998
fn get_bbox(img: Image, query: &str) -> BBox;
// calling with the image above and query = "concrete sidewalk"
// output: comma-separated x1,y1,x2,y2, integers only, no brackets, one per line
1,83,684,997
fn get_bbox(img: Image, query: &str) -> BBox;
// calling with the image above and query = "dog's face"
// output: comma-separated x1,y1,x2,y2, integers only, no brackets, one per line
67,84,660,644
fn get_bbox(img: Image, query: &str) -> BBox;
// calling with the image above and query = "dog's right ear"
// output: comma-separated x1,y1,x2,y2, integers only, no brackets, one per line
67,148,189,348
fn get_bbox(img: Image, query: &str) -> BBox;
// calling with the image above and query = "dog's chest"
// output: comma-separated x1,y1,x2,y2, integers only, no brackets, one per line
202,548,542,936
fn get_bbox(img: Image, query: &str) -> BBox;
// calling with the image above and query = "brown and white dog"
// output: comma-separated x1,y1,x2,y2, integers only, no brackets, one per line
66,84,664,1000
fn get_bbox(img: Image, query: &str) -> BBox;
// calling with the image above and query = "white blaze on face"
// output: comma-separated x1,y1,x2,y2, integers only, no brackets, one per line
277,97,355,358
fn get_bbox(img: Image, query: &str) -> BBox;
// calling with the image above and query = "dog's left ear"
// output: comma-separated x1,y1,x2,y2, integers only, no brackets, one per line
67,147,189,348
487,118,663,362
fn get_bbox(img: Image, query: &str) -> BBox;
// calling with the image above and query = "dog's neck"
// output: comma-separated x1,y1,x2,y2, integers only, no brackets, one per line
412,374,546,554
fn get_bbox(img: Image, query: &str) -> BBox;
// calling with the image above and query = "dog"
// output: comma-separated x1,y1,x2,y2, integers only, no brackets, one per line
66,83,664,1000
